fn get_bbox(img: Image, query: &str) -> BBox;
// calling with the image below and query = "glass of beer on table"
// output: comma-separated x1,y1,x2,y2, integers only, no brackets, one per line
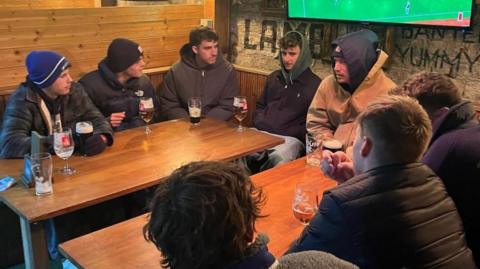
233,96,248,131
54,127,75,175
139,97,154,135
75,121,93,156
292,181,318,225
188,97,202,125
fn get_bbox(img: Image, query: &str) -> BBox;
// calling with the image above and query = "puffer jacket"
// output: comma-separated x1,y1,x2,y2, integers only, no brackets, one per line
287,163,477,269
79,60,161,131
159,43,239,121
0,82,113,158
306,30,396,148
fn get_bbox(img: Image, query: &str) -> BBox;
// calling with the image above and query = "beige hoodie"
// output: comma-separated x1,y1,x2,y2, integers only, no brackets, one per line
306,51,396,149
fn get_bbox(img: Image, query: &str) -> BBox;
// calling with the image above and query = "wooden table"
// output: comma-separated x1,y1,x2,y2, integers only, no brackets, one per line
59,157,337,268
0,118,283,269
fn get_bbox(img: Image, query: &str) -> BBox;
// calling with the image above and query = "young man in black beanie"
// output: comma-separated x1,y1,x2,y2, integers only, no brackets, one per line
80,38,160,131
0,50,113,158
159,27,239,120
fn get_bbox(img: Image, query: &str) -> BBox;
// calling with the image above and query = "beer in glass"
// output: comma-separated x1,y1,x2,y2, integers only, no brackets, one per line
76,121,93,156
188,97,202,125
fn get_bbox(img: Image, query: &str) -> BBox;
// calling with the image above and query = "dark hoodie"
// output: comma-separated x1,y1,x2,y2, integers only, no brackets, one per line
159,43,239,121
79,59,160,131
253,31,321,141
331,29,379,93
422,101,480,264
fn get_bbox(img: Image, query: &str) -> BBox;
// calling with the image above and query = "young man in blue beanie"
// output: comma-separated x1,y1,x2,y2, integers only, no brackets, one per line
0,50,113,158
80,38,160,131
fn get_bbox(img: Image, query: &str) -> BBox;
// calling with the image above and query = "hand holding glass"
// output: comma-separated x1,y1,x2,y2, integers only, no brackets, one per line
54,127,75,175
139,97,154,135
188,97,202,125
292,182,318,225
233,96,248,131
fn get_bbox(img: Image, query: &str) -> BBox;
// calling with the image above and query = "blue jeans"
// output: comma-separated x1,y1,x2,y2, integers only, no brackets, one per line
244,130,305,173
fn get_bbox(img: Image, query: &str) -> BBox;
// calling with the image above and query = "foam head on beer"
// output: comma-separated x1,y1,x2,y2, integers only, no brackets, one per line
76,121,93,155
323,139,343,153
76,121,93,134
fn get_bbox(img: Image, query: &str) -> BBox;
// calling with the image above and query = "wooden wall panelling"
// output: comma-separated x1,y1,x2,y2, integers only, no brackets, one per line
0,4,203,90
204,0,214,19
235,66,268,126
214,0,230,57
0,0,98,9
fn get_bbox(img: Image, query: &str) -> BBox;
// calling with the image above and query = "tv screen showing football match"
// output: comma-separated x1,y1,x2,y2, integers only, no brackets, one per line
288,0,473,28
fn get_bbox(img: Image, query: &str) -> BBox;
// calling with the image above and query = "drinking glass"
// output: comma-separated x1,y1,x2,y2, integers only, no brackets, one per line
31,152,53,196
54,127,75,175
292,182,318,225
306,132,323,166
233,96,248,131
75,121,93,156
139,97,154,135
188,97,202,125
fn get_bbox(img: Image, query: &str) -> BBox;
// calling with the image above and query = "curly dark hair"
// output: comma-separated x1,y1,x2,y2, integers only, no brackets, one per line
399,71,462,112
143,161,265,269
189,26,219,47
279,31,302,49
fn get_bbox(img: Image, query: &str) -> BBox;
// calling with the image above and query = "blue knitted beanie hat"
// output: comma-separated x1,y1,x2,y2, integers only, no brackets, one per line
26,51,70,89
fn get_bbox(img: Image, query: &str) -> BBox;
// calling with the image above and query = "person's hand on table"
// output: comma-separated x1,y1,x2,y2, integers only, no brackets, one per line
321,150,355,184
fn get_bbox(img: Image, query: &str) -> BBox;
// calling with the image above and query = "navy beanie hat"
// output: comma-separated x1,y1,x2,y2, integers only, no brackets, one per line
26,51,70,89
106,38,144,73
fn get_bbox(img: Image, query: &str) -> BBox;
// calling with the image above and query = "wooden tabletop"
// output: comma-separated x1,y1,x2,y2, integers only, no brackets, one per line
59,157,337,268
0,118,283,222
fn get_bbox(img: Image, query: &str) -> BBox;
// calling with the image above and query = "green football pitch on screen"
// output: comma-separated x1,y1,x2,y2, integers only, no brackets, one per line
288,0,472,27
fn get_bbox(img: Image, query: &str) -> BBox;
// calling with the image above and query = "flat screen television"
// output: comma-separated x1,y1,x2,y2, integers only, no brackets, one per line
287,0,474,28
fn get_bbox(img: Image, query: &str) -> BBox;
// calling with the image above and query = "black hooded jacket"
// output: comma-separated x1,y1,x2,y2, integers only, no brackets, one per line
253,31,320,141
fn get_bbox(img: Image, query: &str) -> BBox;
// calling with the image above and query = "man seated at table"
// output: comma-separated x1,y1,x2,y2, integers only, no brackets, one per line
248,31,320,172
306,29,396,151
395,71,480,265
287,95,476,268
159,26,239,121
80,38,161,131
143,161,276,269
0,50,113,158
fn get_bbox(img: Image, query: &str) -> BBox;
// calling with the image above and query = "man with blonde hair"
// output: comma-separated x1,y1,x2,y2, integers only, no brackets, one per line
288,95,476,268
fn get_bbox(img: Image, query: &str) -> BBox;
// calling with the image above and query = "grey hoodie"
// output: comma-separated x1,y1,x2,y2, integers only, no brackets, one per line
159,43,239,121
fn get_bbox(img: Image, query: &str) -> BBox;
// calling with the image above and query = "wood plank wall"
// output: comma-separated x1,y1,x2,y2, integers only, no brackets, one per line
0,0,98,9
144,66,269,127
2,67,479,127
0,4,204,91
